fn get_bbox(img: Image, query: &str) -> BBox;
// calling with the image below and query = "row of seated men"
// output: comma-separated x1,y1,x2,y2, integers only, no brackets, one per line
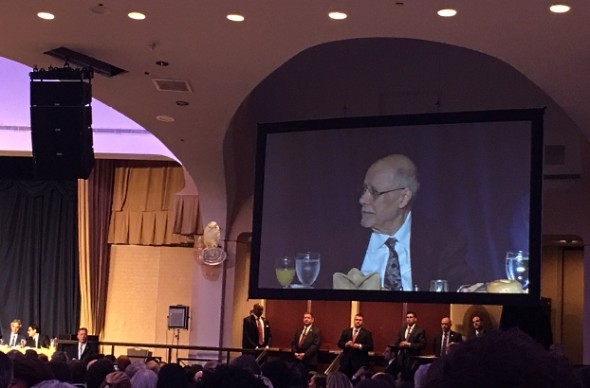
242,303,488,383
1,320,97,362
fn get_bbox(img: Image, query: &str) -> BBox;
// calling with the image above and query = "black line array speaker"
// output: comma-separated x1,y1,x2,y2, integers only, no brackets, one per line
30,72,94,180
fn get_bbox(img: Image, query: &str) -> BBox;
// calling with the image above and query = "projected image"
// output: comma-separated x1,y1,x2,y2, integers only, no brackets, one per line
250,110,543,304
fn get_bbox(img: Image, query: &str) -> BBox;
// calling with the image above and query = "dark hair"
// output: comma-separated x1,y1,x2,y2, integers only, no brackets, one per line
0,352,13,388
423,328,583,388
406,311,417,318
195,364,266,388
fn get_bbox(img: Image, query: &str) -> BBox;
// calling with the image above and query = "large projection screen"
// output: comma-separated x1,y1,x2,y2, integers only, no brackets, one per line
250,109,543,305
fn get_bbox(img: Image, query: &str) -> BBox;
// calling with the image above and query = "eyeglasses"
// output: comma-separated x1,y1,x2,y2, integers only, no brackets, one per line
360,185,406,199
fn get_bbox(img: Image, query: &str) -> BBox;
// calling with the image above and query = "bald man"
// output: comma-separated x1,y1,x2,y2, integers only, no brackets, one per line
354,154,473,291
432,317,462,357
242,303,272,351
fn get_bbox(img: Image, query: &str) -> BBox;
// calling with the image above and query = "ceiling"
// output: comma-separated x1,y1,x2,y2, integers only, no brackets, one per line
1,1,589,220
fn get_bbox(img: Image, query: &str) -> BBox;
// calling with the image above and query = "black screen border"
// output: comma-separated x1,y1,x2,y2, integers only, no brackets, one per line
250,108,544,306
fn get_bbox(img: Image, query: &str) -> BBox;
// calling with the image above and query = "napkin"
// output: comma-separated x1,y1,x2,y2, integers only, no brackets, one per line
333,268,381,290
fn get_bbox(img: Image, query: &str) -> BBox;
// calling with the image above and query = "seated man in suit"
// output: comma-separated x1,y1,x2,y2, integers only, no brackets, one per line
432,316,462,357
291,312,321,371
26,324,50,348
65,327,99,361
5,319,27,347
390,311,426,382
328,153,474,291
337,313,374,379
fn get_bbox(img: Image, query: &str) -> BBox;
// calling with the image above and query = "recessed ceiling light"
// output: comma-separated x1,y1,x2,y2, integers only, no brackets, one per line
155,61,169,67
156,115,175,123
128,11,146,20
328,11,347,20
227,14,245,22
37,12,55,20
549,4,571,13
437,8,457,17
176,101,190,106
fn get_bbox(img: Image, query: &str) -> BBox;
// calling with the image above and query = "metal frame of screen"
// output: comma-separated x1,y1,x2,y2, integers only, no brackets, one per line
249,108,544,306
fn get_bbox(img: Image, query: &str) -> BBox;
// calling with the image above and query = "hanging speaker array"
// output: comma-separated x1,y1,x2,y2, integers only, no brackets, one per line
30,66,94,180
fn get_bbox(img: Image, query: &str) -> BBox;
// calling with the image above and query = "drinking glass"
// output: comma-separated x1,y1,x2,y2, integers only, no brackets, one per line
506,251,529,290
20,339,26,348
275,256,295,288
295,252,320,287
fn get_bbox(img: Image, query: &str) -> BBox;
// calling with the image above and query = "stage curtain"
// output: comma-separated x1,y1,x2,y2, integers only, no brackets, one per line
107,161,193,246
78,160,115,337
0,180,79,338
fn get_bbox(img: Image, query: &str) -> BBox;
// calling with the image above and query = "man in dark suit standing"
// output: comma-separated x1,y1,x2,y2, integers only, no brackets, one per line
432,317,462,357
242,303,272,351
337,313,374,379
4,319,26,347
65,327,99,362
469,314,487,338
291,312,321,371
26,324,50,349
390,311,426,382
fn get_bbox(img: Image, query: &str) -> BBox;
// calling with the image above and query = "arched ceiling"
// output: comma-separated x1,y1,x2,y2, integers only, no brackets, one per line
1,1,588,224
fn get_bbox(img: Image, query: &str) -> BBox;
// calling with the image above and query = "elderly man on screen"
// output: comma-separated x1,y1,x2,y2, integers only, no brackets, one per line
334,153,473,291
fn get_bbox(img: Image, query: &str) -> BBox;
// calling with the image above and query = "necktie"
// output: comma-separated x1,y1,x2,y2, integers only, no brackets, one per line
79,344,84,359
352,329,359,342
405,325,413,340
298,327,307,347
441,332,448,356
257,318,264,346
384,238,402,291
11,334,17,347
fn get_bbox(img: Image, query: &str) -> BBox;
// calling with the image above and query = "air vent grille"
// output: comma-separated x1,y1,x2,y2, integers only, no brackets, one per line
152,79,192,93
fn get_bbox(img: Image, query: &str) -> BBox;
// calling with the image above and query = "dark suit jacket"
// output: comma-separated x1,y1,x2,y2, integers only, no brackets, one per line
291,325,321,368
242,315,272,349
27,334,50,349
393,325,426,357
2,332,26,347
317,214,474,291
337,327,373,377
65,341,99,361
432,330,462,357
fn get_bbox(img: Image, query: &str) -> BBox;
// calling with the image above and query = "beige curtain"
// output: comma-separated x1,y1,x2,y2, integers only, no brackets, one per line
77,179,93,332
108,161,194,246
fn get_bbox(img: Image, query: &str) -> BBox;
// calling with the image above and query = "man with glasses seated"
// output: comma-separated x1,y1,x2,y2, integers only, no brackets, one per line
335,153,473,292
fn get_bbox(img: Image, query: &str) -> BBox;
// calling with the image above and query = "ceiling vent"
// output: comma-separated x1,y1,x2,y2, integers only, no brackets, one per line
152,79,192,93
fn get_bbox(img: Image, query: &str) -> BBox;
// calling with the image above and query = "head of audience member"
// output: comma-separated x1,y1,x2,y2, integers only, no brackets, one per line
290,362,309,387
0,351,13,388
130,368,158,388
354,314,364,329
50,352,68,364
195,364,266,388
202,360,219,372
69,360,86,386
422,328,583,388
145,359,160,374
309,372,327,388
38,355,48,364
100,371,131,388
114,356,130,373
230,355,261,376
12,356,53,388
75,329,88,345
406,312,418,328
85,358,115,388
252,304,264,318
371,372,396,387
303,312,314,327
352,366,373,383
10,320,22,334
123,360,146,379
48,360,72,382
327,371,354,388
30,380,77,388
25,350,38,360
355,378,394,388
260,360,290,388
183,364,203,384
383,345,394,363
359,154,419,235
440,317,451,333
471,315,482,331
156,363,190,388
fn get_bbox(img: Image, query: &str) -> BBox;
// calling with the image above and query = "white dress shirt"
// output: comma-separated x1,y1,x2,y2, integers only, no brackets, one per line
360,212,413,291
